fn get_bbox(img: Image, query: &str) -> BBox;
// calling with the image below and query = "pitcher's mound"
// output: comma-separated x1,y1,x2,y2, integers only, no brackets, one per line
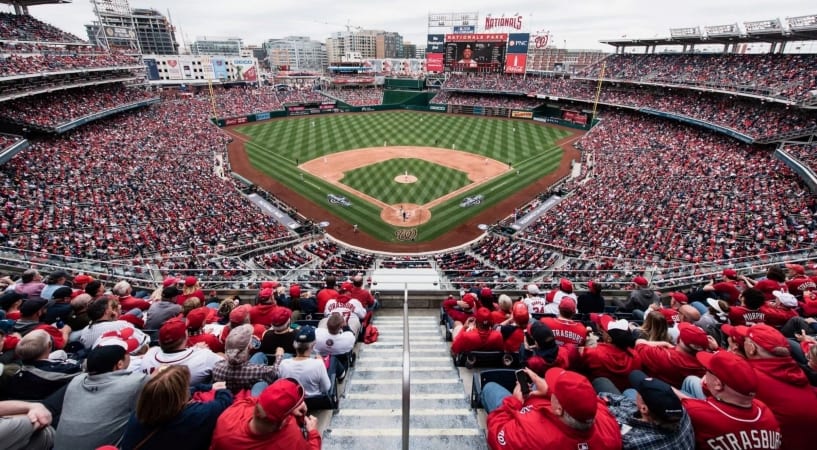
381,203,431,226
394,174,418,184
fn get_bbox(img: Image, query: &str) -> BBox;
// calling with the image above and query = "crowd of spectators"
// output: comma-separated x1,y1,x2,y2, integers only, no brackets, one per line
783,143,817,173
0,134,21,151
0,12,84,43
0,97,293,261
430,91,543,109
195,86,283,118
0,51,140,78
321,87,384,106
0,84,156,128
518,110,817,263
579,53,817,103
438,74,817,140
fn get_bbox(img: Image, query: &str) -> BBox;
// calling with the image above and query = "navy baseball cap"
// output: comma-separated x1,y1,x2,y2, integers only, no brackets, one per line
629,370,684,422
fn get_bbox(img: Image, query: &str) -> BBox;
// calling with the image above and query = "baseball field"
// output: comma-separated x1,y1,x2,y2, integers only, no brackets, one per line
229,111,573,246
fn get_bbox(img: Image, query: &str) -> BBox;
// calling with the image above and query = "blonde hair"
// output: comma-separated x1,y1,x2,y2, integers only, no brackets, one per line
641,311,671,343
182,298,202,316
136,365,191,426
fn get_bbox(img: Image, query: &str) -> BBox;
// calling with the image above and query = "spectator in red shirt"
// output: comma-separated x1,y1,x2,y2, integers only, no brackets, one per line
112,281,150,312
442,292,476,326
784,263,816,299
541,298,587,346
350,274,376,310
210,378,320,450
636,322,710,387
451,307,503,355
499,301,528,353
177,277,205,305
490,294,512,325
186,307,223,353
761,290,798,328
580,314,641,391
742,324,817,449
728,287,768,326
315,276,338,313
701,268,746,304
485,368,622,449
250,288,277,327
677,351,781,450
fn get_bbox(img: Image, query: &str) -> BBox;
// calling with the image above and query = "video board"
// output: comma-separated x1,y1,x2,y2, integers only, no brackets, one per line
444,33,507,72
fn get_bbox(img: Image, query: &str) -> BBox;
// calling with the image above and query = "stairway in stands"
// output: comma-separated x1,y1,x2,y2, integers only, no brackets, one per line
323,312,487,450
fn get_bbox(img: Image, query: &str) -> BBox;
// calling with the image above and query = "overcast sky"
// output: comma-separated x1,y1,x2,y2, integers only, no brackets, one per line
10,0,815,51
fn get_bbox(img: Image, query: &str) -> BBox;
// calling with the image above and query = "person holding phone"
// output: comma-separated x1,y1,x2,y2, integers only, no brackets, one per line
483,367,622,449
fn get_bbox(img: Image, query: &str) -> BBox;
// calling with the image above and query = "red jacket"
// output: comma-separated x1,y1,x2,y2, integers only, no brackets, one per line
749,357,817,450
451,328,504,354
249,304,277,327
759,304,797,328
500,325,525,353
316,288,339,313
209,397,321,450
541,317,587,346
487,394,622,450
188,332,224,353
349,286,374,308
580,343,642,392
727,306,766,326
118,295,151,311
635,344,705,388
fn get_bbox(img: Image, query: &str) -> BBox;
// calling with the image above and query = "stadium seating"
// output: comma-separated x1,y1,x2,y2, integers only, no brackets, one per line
0,12,84,43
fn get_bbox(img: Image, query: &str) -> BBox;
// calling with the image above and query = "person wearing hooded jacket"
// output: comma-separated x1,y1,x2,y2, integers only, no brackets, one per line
450,308,503,355
741,324,817,450
51,338,148,449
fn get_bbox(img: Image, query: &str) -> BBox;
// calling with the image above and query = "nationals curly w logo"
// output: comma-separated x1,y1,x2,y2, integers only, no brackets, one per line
394,228,418,241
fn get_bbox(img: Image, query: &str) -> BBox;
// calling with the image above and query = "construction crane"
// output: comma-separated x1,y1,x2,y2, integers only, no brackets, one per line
315,19,364,32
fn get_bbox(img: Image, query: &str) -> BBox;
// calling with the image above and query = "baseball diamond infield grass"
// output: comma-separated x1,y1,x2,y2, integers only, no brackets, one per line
235,111,570,243
342,158,470,205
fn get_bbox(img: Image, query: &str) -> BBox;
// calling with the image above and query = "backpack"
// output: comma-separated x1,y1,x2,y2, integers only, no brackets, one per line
363,325,379,344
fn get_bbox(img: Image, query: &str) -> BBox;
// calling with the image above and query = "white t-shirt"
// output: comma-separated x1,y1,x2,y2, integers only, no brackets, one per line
543,291,577,316
314,328,356,356
141,346,224,385
524,296,547,314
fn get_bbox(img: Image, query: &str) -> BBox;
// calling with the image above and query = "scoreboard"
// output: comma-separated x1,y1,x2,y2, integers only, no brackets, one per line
443,33,507,73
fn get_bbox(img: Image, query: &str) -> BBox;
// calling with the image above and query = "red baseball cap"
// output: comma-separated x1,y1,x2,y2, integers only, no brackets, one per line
590,313,614,331
785,263,805,275
659,308,678,325
289,284,301,297
159,318,187,344
258,378,305,423
229,304,251,324
558,297,577,314
184,276,197,287
697,351,757,396
746,323,788,354
633,276,649,287
722,268,738,278
340,282,353,292
475,307,493,327
669,292,688,304
186,307,209,330
461,293,477,308
559,278,573,293
545,368,597,422
258,288,273,300
512,302,529,324
678,322,709,349
720,324,749,347
270,307,292,327
162,277,179,288
753,279,780,300
74,274,93,285
260,280,279,289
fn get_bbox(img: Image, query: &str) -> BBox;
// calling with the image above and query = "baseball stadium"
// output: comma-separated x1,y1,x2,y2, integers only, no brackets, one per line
1,1,817,449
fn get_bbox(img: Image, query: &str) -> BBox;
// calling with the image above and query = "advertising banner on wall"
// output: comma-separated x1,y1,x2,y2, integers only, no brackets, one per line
164,58,183,80
504,53,527,74
143,58,160,80
211,57,228,80
507,33,530,53
179,56,195,80
231,58,258,81
426,34,445,73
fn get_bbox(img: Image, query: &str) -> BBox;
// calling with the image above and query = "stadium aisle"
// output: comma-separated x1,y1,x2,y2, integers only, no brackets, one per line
323,313,487,449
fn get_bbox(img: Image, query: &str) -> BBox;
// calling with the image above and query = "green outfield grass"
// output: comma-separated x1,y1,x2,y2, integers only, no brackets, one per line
235,111,571,243
341,158,470,205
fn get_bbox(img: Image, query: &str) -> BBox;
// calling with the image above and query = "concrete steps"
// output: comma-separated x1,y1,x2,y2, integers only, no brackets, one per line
322,315,486,450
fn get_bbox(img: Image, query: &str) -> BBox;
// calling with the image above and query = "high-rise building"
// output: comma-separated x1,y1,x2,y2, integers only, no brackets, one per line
326,30,403,62
402,41,418,59
264,36,327,71
85,4,177,54
191,36,243,56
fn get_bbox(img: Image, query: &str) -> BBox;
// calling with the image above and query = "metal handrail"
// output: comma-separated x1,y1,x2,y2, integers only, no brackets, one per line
401,282,410,450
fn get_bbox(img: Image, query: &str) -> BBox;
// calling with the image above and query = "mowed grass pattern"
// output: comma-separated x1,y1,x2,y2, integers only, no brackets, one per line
341,158,470,205
236,111,571,243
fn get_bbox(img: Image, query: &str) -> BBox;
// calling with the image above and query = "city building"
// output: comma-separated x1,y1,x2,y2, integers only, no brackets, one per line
264,36,327,71
326,30,404,63
402,41,418,59
191,36,243,56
